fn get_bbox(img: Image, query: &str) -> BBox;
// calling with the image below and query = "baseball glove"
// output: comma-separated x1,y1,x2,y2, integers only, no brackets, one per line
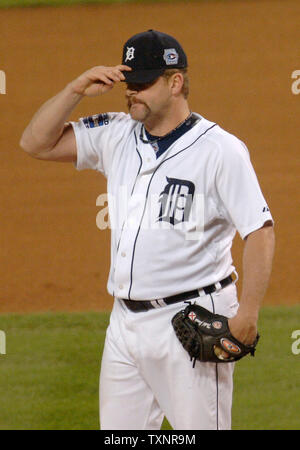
171,302,259,366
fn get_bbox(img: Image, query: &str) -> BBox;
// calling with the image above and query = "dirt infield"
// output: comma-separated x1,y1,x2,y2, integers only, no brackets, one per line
0,0,299,312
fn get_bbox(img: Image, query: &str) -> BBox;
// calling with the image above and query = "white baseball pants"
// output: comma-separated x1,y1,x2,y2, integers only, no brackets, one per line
99,283,239,430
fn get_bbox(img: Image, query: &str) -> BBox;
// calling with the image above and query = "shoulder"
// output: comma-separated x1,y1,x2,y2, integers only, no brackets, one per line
196,118,251,165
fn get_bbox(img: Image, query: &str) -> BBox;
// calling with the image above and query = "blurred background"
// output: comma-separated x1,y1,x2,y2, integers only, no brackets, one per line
0,0,299,430
1,0,299,313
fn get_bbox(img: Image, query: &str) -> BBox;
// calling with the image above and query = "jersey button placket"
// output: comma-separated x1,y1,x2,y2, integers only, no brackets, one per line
114,166,152,298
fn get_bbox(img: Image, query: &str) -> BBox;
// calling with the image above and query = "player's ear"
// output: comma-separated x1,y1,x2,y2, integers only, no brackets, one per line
169,72,184,96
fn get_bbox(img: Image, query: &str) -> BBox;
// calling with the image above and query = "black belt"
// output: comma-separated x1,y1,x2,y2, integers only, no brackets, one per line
122,275,233,313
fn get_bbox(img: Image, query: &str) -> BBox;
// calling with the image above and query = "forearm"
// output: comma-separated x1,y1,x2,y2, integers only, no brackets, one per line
239,224,275,318
20,83,82,154
20,65,130,157
229,223,275,344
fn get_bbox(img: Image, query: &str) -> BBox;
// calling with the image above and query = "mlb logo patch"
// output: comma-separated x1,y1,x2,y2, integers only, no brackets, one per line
83,113,109,129
163,48,179,65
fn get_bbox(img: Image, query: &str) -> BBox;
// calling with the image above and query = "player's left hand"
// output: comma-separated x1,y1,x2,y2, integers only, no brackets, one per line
228,311,258,346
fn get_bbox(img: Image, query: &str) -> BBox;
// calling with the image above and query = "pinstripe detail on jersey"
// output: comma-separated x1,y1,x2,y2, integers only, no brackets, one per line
127,123,217,300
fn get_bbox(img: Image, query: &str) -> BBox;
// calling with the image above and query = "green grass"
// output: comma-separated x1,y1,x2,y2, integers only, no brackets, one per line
0,0,129,6
0,0,233,8
0,312,109,430
0,0,184,8
232,306,300,430
0,306,299,430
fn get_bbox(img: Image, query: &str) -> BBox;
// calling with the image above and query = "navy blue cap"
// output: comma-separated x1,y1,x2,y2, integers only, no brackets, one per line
122,30,188,84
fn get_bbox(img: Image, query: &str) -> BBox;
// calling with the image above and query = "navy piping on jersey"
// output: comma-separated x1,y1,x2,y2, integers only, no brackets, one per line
143,113,200,159
210,294,219,431
116,134,142,255
131,133,143,196
127,122,218,300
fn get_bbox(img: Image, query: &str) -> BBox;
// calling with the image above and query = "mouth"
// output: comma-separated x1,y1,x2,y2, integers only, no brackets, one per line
130,103,143,109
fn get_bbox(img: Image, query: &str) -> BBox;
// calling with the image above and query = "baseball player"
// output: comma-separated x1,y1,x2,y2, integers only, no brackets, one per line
20,30,275,430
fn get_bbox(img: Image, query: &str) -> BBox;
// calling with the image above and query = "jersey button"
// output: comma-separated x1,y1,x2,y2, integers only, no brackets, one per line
121,252,126,257
119,284,124,290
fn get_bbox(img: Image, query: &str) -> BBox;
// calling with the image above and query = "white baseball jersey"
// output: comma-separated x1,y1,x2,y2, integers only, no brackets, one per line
71,112,273,301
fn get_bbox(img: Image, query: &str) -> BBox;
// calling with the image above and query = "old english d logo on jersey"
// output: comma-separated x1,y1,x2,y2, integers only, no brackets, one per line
158,177,195,226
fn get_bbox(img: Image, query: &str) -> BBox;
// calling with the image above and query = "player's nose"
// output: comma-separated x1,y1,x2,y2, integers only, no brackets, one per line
126,86,138,97
126,82,148,95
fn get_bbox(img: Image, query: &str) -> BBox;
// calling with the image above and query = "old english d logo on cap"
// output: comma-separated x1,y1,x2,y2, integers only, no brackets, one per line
125,47,135,62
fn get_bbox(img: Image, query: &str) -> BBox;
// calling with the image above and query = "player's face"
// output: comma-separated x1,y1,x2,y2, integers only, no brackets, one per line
125,77,172,123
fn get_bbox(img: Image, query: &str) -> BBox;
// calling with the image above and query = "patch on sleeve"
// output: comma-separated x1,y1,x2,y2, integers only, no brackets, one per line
83,113,109,129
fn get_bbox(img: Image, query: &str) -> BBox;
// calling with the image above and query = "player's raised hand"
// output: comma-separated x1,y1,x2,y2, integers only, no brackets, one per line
69,65,132,97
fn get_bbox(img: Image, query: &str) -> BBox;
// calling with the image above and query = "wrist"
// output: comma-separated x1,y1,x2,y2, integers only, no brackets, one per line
237,303,259,321
65,81,84,100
